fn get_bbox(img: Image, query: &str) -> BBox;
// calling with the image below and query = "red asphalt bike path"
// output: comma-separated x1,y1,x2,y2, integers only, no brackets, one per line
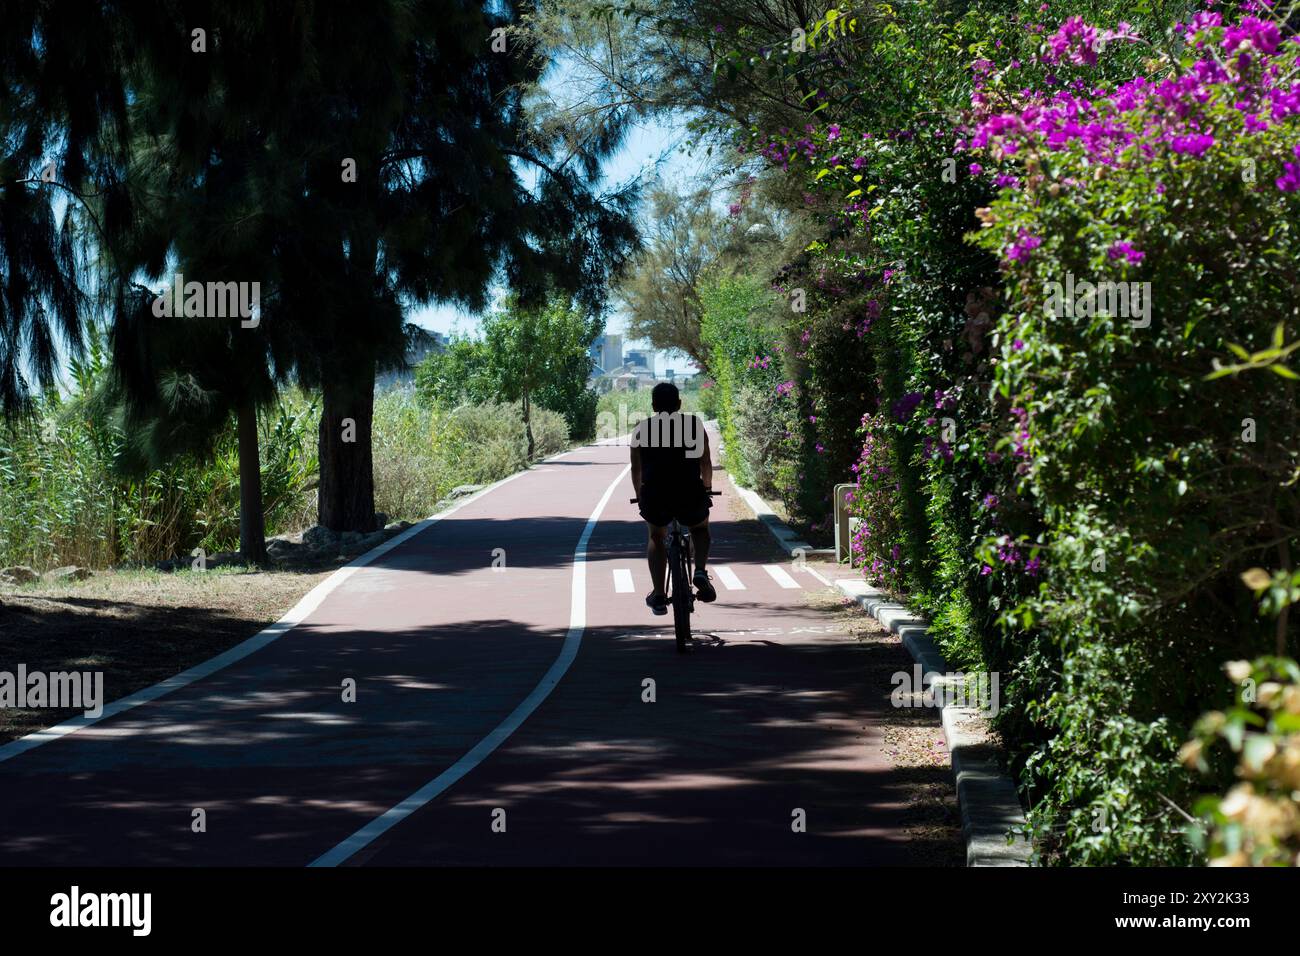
0,439,919,866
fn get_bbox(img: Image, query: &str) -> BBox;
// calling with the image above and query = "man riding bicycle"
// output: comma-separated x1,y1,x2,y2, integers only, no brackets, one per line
629,382,716,615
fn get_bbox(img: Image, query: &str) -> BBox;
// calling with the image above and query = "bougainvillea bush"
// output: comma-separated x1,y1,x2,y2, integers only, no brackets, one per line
711,0,1298,864
966,6,1300,862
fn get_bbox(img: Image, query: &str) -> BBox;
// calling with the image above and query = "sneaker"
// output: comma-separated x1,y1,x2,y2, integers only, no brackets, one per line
645,592,668,616
693,570,717,603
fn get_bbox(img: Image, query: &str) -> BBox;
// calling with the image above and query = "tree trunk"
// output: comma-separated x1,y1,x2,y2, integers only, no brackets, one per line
318,359,377,532
523,386,535,461
237,398,268,565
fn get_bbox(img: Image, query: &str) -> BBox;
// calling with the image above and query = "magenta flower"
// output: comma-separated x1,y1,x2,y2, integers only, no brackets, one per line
1170,133,1215,157
1223,16,1281,56
1043,17,1101,67
1107,240,1146,263
1005,229,1043,263
1278,148,1300,191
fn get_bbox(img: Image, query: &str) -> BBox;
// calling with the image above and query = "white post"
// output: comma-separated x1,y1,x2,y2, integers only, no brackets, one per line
834,482,855,564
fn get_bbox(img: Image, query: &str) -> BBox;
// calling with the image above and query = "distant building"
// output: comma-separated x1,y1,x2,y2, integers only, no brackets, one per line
610,368,658,391
624,348,652,372
588,333,624,375
603,330,624,371
376,327,447,389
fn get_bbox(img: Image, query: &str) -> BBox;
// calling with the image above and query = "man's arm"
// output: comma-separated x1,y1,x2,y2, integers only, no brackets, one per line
630,444,642,497
699,427,712,491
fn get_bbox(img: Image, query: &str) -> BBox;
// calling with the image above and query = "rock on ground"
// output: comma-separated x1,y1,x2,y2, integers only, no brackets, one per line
0,566,41,585
47,566,92,582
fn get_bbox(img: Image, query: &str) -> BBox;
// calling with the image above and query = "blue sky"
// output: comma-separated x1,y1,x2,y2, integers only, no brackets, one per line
406,115,712,376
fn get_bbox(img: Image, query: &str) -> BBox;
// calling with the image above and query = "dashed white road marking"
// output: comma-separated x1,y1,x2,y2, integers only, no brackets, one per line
712,565,746,590
803,565,834,587
613,568,635,593
762,564,802,589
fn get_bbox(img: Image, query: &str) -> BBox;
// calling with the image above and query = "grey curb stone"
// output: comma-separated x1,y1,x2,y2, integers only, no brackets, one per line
836,579,1031,867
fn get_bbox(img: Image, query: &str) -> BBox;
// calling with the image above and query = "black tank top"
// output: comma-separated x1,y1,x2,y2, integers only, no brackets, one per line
635,412,705,491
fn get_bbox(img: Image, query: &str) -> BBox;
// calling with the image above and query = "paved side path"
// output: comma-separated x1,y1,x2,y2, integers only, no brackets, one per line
0,441,924,865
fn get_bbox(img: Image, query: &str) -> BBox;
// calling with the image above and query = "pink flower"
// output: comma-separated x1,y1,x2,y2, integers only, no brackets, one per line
1004,229,1043,263
1043,17,1101,67
1278,161,1300,192
1223,16,1281,55
1107,240,1145,263
1170,133,1215,157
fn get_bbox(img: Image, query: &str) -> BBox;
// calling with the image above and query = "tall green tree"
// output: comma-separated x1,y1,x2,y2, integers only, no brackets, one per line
618,181,788,366
417,297,600,453
482,298,598,456
0,1,136,418
267,1,638,530
5,3,641,551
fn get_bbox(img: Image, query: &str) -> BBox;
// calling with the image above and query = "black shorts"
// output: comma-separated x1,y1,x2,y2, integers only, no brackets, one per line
638,486,712,528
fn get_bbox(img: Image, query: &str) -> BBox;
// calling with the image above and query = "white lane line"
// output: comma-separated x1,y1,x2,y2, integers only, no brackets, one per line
0,468,535,767
612,568,635,593
310,463,632,868
713,565,746,590
763,564,802,589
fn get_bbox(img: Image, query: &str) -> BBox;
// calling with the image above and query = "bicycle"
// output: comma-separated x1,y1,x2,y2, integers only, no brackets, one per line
631,491,723,653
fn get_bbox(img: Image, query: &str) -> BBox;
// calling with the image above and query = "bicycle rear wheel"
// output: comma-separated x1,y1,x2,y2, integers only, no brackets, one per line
670,537,691,653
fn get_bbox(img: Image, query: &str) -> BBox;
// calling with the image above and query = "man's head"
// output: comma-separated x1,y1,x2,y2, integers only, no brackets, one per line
651,382,681,413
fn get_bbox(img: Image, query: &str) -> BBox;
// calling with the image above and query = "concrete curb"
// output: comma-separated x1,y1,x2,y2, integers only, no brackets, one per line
729,481,815,556
726,471,1032,867
835,580,1032,867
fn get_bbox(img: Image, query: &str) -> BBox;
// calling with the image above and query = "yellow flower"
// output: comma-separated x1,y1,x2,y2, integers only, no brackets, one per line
1178,738,1203,769
1209,850,1249,867
1225,660,1253,684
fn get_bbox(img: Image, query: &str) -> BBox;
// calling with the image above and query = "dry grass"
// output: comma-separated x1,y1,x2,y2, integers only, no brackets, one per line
0,566,332,743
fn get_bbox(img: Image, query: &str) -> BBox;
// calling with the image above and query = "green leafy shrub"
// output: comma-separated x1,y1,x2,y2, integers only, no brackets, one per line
698,272,780,488
440,401,569,485
733,380,797,500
